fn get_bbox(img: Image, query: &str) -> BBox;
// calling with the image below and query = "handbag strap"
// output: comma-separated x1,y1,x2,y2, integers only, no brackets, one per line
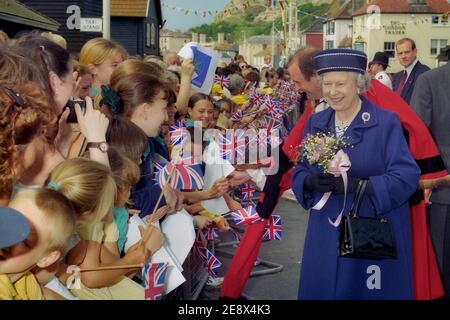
349,180,367,218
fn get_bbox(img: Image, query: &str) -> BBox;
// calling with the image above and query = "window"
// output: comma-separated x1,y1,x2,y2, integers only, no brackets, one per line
432,14,449,25
325,40,334,49
146,23,151,47
430,39,448,55
326,21,335,35
151,24,156,46
384,42,395,57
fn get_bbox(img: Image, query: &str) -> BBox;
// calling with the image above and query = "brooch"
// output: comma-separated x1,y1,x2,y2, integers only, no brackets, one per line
362,112,371,124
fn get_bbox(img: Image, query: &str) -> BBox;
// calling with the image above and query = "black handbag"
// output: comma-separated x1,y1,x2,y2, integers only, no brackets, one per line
338,180,397,259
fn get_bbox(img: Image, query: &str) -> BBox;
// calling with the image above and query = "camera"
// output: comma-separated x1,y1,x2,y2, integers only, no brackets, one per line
65,99,86,123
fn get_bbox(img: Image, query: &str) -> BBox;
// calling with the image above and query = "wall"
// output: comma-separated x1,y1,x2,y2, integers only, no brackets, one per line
306,34,324,49
323,19,352,49
353,13,450,72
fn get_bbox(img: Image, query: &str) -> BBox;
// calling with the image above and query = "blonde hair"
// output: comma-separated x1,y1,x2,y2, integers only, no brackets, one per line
108,147,140,205
72,59,92,77
46,158,116,222
110,59,165,85
41,32,67,49
79,38,128,66
10,188,75,252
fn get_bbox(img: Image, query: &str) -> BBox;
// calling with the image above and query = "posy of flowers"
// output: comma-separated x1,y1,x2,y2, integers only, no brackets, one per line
289,132,352,172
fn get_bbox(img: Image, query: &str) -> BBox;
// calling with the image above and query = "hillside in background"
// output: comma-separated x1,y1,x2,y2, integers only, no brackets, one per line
189,1,331,42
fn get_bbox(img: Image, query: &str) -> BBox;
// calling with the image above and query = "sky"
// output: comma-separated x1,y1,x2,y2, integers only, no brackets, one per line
161,0,231,32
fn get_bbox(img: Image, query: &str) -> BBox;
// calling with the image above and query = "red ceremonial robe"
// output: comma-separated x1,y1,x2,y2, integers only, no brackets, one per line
220,79,447,300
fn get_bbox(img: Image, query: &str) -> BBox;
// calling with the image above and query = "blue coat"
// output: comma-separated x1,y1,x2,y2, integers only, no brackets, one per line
292,97,420,300
131,137,169,218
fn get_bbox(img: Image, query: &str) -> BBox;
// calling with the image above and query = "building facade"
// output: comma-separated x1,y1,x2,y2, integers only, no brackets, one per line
238,35,283,69
301,19,324,49
323,0,353,49
18,0,162,56
353,0,450,71
159,29,192,53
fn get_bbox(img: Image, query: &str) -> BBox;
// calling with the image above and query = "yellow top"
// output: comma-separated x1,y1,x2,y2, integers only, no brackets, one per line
262,87,274,95
199,210,224,223
211,83,224,96
231,94,247,106
0,273,44,300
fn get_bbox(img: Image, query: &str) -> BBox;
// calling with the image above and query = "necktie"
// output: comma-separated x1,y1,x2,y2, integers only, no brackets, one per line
396,70,407,94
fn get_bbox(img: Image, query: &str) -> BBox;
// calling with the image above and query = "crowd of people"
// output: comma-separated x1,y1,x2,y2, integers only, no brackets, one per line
0,29,449,300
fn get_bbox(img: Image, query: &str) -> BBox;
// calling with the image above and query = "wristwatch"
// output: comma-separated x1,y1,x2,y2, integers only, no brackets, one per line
86,141,108,153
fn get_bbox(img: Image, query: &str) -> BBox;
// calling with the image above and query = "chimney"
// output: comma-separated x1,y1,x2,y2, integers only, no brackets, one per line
191,32,198,42
199,33,206,43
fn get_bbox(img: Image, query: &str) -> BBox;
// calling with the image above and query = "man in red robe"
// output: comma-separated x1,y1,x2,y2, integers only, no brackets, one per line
221,47,447,300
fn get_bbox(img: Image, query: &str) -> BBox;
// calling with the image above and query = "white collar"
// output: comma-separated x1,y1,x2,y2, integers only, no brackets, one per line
404,59,419,77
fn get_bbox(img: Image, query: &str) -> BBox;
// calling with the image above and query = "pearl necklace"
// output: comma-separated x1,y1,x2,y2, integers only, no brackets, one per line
334,100,362,135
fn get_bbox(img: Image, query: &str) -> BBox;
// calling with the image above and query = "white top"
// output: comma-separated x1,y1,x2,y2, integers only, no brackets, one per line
375,71,393,90
404,58,419,80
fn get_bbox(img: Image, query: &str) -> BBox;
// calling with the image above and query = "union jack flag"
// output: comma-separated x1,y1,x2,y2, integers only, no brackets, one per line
156,162,204,190
240,183,255,201
248,87,265,106
218,131,234,161
199,247,222,276
169,120,189,146
229,206,261,226
230,109,243,122
260,115,282,132
203,225,219,241
142,262,169,300
277,98,290,112
262,215,282,241
214,74,230,88
264,96,284,119
234,129,248,162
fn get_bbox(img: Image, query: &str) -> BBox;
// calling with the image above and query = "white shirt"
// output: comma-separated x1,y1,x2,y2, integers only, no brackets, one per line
404,58,419,80
375,70,393,90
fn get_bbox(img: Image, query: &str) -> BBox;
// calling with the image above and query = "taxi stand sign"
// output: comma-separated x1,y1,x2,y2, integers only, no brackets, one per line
80,18,103,32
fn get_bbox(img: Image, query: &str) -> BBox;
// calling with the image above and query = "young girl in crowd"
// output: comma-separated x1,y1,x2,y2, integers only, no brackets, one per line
47,158,164,300
79,37,127,101
72,60,94,100
101,67,183,217
0,82,56,204
107,147,142,255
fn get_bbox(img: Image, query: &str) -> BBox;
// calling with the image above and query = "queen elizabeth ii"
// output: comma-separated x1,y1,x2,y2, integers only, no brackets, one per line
292,48,420,299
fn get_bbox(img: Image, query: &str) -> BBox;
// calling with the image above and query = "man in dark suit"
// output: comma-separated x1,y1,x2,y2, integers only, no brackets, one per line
392,38,430,104
411,59,450,298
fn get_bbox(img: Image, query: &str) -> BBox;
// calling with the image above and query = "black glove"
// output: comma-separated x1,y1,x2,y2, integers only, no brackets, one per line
304,173,336,193
331,177,374,195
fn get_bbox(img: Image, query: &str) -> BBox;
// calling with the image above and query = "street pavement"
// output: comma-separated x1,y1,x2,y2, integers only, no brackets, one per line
202,191,309,300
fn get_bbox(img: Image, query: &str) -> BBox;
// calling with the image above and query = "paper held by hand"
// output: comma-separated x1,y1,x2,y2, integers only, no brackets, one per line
178,42,220,95
123,215,186,294
201,141,235,215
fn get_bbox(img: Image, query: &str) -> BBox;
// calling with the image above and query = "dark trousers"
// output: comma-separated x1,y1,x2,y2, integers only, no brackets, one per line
427,203,450,298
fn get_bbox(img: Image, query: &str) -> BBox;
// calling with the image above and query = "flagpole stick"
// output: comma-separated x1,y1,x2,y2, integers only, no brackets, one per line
80,264,143,272
140,164,177,245
140,146,183,246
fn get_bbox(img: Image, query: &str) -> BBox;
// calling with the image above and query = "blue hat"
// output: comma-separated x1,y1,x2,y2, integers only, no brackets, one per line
0,207,30,249
314,49,368,75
